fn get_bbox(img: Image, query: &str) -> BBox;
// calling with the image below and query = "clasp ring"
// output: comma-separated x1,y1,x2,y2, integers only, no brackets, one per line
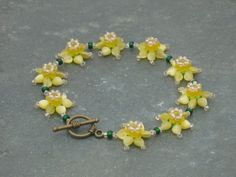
53,114,102,138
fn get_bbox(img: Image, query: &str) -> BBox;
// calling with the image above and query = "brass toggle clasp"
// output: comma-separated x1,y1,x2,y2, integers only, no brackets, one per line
53,114,103,138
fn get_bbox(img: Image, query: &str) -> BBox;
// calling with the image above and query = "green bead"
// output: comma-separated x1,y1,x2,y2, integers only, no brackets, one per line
41,86,49,93
129,41,134,48
107,130,113,139
62,114,70,123
186,108,193,115
88,42,93,49
165,55,173,63
153,127,161,135
56,58,63,65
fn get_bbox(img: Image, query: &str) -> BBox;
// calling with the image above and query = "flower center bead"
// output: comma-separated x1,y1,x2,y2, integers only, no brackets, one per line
145,37,161,52
124,121,144,138
169,108,183,120
104,32,117,42
187,82,202,92
175,56,192,71
186,82,202,97
145,37,159,46
126,121,144,132
42,63,57,73
67,39,80,50
175,56,191,66
45,90,62,105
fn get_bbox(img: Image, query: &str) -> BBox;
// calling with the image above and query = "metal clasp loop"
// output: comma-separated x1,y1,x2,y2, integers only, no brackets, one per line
53,114,102,138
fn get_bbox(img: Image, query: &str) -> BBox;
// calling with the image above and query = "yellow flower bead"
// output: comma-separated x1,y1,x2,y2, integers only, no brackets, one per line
101,46,111,56
158,108,192,137
177,81,214,110
32,62,67,87
177,95,189,104
37,100,48,109
116,121,152,150
188,99,197,109
166,56,201,84
62,98,73,108
137,37,167,64
111,47,120,58
160,121,172,131
197,97,208,109
73,55,85,66
56,106,66,115
95,32,125,59
172,124,182,136
34,74,44,84
45,105,55,115
58,39,92,65
43,77,52,87
52,77,64,86
63,55,73,63
36,90,74,116
181,120,192,129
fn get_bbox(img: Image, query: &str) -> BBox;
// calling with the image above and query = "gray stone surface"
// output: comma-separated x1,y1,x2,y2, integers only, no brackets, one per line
0,0,236,176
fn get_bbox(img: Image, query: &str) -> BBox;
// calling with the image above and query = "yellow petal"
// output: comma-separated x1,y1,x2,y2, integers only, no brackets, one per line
155,50,166,59
159,44,167,51
160,121,172,131
54,71,66,78
147,52,156,62
62,93,67,99
101,47,111,56
43,77,52,87
170,60,176,66
34,74,44,83
62,98,73,108
56,105,66,115
190,66,201,73
73,55,85,65
184,71,193,81
197,97,208,108
202,91,214,98
159,113,171,121
46,105,55,115
38,100,48,109
178,87,186,94
137,50,147,59
141,130,152,138
183,111,190,118
181,120,191,129
133,138,145,149
166,67,176,76
80,51,92,59
138,43,146,50
62,55,73,63
117,40,126,50
178,95,189,105
52,77,64,86
116,129,127,139
188,98,197,109
95,41,104,49
111,47,120,58
35,68,43,74
175,71,183,84
172,124,182,136
123,136,133,147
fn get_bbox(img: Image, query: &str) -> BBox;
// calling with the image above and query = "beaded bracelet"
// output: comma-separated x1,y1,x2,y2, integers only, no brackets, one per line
32,32,215,150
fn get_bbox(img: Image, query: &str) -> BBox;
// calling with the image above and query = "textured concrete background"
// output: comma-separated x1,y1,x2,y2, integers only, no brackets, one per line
0,0,236,177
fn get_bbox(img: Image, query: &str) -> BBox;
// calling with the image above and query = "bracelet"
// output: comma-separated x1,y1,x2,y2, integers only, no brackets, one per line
32,32,214,150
